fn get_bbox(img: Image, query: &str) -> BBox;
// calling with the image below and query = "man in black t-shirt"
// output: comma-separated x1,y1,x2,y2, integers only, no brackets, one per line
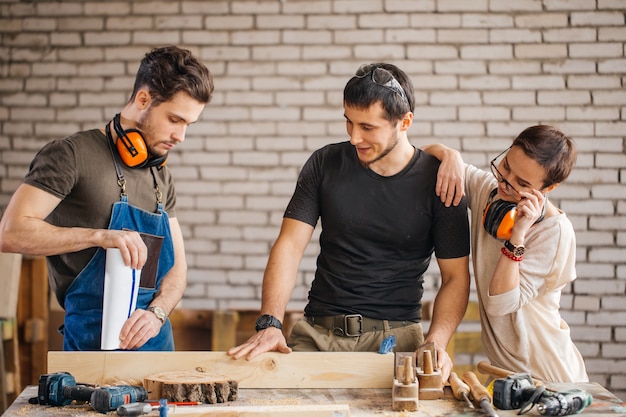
228,63,470,382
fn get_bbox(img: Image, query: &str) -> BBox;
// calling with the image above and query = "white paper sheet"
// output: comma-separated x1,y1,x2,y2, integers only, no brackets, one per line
101,248,141,350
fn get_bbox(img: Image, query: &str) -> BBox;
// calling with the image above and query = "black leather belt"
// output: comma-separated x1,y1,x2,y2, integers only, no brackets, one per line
306,314,418,337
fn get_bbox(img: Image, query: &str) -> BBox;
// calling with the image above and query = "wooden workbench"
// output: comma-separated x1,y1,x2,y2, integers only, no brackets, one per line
4,382,626,417
2,352,626,416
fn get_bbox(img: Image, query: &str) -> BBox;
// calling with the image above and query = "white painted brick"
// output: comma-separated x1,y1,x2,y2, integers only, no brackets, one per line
483,91,535,105
460,76,511,90
334,0,383,13
459,106,510,121
413,106,456,121
515,44,568,59
571,11,625,27
439,29,489,43
221,241,268,255
129,1,179,14
387,29,436,43
574,295,601,311
597,122,626,137
562,200,615,215
574,231,615,246
462,13,512,28
512,106,565,121
587,308,626,325
571,43,623,58
575,342,600,358
570,325,612,341
592,185,626,199
410,13,460,28
538,91,591,105
105,16,153,30
513,75,565,89
590,216,626,231
517,13,569,27
489,0,544,11
438,0,487,11
23,17,56,31
599,27,626,41
544,28,598,42
490,29,542,43
599,58,626,73
334,29,384,44
435,60,487,75
354,44,405,60
590,248,626,264
603,344,626,358
489,60,541,74
544,0,594,10
307,14,356,29
567,107,619,120
461,45,512,60
58,17,104,31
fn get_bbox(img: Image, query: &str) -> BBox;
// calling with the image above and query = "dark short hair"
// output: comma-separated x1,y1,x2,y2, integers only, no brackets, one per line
130,45,214,107
512,125,576,187
343,63,414,122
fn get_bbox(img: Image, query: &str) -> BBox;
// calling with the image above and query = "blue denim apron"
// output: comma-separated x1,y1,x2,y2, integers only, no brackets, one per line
61,129,175,350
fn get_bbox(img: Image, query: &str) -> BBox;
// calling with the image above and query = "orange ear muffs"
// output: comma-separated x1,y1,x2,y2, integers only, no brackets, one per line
482,199,517,241
111,113,167,168
116,128,149,168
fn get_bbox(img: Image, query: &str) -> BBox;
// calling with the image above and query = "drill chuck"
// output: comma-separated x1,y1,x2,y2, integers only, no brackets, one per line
536,389,593,416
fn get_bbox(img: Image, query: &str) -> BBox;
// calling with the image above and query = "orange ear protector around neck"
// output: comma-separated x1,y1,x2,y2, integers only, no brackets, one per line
111,113,166,168
482,188,545,241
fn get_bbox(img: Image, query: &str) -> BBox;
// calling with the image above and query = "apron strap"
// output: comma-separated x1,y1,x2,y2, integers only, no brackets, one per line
105,121,162,209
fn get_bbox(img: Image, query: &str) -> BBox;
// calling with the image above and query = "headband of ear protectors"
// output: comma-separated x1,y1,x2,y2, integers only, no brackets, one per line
110,113,167,168
482,189,546,241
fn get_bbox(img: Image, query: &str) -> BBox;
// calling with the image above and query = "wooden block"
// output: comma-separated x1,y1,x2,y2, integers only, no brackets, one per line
0,253,22,319
48,351,394,389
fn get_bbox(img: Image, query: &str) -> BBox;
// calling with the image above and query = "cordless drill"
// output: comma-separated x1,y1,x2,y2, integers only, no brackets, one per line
492,373,592,416
30,372,147,413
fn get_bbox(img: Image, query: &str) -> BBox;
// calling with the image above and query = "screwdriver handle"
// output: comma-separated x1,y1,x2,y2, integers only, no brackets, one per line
462,371,491,403
449,371,470,399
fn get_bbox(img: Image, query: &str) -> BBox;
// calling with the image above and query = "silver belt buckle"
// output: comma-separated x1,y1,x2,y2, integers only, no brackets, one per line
344,314,363,336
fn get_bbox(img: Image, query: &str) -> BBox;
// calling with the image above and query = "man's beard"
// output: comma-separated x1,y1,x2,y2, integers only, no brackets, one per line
136,108,166,158
360,134,400,168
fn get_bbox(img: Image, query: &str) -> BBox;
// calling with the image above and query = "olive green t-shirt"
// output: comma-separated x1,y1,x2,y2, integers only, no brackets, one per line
24,129,176,307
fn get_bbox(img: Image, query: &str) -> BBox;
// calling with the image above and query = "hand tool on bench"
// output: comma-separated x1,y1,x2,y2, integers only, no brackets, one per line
392,353,419,411
463,371,499,417
416,342,444,399
449,371,474,409
477,361,543,386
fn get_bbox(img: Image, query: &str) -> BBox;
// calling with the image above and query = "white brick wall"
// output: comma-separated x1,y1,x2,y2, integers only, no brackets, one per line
0,0,624,399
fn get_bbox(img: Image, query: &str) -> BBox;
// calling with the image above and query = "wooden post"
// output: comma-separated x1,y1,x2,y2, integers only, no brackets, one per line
211,311,239,351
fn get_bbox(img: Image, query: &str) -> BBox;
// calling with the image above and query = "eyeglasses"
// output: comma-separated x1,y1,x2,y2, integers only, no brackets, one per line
490,146,522,200
354,64,409,105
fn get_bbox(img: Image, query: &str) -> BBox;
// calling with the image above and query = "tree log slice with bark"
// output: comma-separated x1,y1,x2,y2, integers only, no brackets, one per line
144,370,238,403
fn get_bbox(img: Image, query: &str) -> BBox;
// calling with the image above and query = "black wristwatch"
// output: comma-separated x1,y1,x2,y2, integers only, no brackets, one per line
255,314,282,332
504,240,525,257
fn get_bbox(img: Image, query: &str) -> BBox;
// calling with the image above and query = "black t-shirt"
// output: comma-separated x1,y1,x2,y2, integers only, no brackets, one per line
285,141,470,321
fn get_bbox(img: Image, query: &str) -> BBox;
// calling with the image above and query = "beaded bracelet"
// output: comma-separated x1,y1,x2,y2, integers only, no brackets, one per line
501,246,523,262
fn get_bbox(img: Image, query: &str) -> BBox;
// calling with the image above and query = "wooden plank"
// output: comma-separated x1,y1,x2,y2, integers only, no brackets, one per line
0,253,22,319
48,352,394,389
162,403,351,416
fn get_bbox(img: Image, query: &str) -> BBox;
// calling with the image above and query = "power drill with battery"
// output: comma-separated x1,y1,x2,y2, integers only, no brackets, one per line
492,373,592,416
29,372,147,413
